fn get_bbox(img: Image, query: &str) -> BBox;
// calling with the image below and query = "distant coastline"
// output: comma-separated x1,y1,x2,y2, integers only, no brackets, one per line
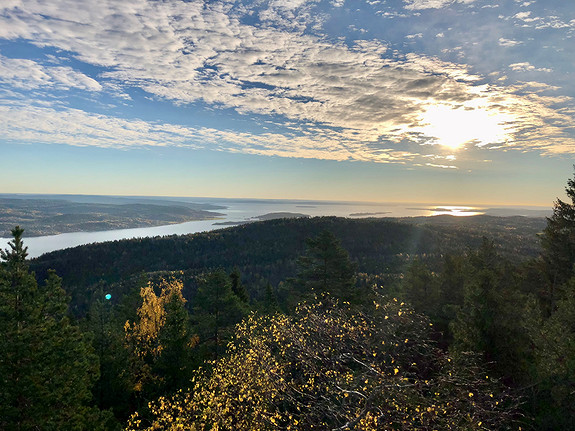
0,193,551,259
0,195,225,238
349,211,391,217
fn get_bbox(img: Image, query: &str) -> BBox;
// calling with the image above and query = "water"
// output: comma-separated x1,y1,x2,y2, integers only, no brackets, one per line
0,198,547,259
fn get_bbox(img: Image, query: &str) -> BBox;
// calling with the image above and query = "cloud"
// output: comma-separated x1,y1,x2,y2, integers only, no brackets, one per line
513,11,532,20
0,0,573,163
509,62,552,73
0,55,102,91
498,38,522,47
506,9,574,30
425,163,458,169
0,101,425,163
406,33,423,39
403,0,476,11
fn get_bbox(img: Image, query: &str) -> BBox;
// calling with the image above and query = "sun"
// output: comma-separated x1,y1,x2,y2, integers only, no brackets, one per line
419,104,512,150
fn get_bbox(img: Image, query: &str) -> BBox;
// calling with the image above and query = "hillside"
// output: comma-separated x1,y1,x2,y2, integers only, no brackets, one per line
30,215,545,313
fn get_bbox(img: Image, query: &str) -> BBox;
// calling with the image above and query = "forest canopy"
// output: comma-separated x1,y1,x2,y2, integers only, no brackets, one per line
3,169,575,429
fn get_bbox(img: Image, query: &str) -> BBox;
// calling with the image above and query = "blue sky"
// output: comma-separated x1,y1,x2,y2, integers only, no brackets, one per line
0,0,573,206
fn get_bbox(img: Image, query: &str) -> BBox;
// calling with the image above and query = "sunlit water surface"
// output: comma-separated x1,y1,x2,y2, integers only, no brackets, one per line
0,199,543,259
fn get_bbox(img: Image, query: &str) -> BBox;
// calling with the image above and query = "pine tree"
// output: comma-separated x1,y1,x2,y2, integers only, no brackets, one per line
295,230,356,301
401,257,439,316
529,168,575,426
155,291,196,394
229,266,249,304
84,286,131,421
450,238,532,383
541,167,575,312
530,278,575,428
0,227,106,430
262,282,279,313
193,270,247,360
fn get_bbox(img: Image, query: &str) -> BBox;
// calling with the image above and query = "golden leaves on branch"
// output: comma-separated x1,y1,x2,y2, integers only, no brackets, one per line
127,295,520,430
125,278,186,358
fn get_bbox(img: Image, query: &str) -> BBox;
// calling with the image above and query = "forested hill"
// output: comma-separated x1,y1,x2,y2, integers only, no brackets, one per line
31,215,545,301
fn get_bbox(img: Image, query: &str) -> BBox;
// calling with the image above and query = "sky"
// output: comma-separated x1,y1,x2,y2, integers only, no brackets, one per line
0,0,574,206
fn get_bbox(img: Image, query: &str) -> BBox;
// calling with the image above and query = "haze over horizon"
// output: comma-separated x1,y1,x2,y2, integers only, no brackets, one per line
1,0,574,206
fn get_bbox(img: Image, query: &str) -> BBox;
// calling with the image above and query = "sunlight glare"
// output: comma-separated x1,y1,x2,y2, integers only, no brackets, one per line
429,206,483,217
419,104,511,150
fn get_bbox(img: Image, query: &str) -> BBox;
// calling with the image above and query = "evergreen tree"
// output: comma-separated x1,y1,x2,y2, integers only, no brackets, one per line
155,291,196,394
450,238,532,383
229,266,249,303
541,167,575,313
451,238,499,354
400,257,439,316
193,270,247,360
262,281,279,313
84,287,131,422
0,227,106,430
295,230,356,301
435,253,467,344
530,277,575,428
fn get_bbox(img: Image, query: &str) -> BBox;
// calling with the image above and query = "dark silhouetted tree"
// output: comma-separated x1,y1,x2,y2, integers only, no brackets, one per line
541,167,575,313
84,286,131,422
0,227,108,430
450,238,532,384
229,266,249,304
193,270,247,360
401,257,439,316
295,230,356,301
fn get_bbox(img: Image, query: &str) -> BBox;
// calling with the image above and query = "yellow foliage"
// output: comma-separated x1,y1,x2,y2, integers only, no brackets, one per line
124,277,191,394
127,295,519,431
125,278,186,358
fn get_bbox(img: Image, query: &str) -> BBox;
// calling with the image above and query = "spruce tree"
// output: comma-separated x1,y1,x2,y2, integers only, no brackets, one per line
84,287,131,421
155,291,195,393
229,266,249,304
0,227,105,430
263,282,279,313
450,238,532,383
295,230,356,301
193,270,246,360
541,167,575,312
401,257,439,316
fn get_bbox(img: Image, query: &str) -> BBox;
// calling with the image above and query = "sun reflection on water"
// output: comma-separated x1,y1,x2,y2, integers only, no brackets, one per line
428,206,484,217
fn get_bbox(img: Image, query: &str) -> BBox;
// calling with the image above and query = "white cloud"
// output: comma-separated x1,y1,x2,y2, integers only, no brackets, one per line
498,38,523,47
406,33,423,39
0,55,102,91
509,62,552,73
425,163,458,169
0,102,424,163
514,11,532,20
0,0,573,162
403,0,476,11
